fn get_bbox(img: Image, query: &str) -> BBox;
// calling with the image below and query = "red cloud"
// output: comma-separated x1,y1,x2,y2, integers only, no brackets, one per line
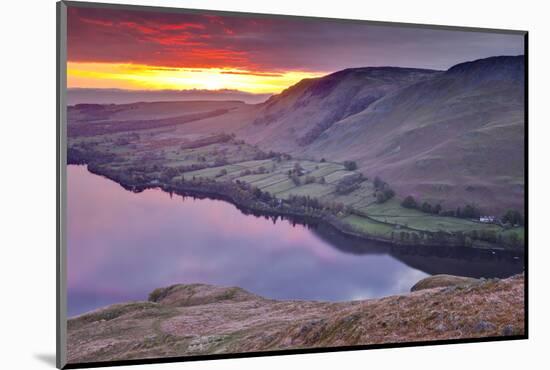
66,5,524,73
68,6,260,70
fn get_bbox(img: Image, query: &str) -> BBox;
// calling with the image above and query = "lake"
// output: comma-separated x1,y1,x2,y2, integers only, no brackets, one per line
67,165,524,317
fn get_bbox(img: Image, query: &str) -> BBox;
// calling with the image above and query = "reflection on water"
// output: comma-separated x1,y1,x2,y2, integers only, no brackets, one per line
67,165,524,317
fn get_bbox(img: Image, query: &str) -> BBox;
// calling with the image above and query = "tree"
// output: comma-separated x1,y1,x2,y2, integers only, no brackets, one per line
260,191,272,203
343,160,358,171
508,231,520,246
374,186,395,204
159,167,179,182
215,168,228,178
383,187,395,200
502,209,524,226
462,204,481,219
253,187,262,199
304,175,316,184
335,173,363,194
401,195,417,209
421,202,432,214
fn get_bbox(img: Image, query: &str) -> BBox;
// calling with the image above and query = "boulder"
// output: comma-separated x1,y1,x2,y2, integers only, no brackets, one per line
411,274,478,292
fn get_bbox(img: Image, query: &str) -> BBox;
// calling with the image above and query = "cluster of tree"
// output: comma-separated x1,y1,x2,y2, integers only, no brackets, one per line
385,226,522,248
67,146,115,166
240,166,269,177
401,195,417,209
287,163,305,185
215,168,228,178
286,194,345,215
253,149,291,161
457,204,481,219
420,202,442,214
437,205,482,219
501,209,524,226
343,161,358,171
174,163,209,173
390,230,423,243
372,176,394,203
213,156,228,166
183,174,342,217
159,167,181,183
251,186,274,203
127,164,161,173
304,175,316,184
290,173,301,186
401,195,443,215
109,165,153,187
177,177,255,206
253,150,275,160
335,173,365,195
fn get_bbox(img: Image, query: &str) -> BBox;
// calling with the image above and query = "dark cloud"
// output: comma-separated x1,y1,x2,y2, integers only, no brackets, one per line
67,6,524,72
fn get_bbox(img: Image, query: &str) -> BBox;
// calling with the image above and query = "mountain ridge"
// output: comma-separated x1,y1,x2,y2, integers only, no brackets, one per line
236,55,525,214
239,66,441,151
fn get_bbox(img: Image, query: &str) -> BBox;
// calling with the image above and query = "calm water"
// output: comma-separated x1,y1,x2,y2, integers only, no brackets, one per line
67,165,524,317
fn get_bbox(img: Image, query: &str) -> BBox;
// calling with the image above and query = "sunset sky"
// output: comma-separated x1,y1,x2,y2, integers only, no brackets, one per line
67,6,524,94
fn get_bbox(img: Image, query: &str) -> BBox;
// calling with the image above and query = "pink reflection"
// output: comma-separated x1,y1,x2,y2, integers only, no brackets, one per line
67,165,430,317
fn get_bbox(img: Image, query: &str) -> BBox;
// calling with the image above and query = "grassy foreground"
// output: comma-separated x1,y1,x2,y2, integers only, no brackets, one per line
67,274,525,363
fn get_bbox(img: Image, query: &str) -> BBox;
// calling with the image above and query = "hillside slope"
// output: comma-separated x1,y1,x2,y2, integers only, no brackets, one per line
67,56,525,214
301,56,525,213
67,274,524,364
67,100,259,137
238,56,525,214
238,67,440,152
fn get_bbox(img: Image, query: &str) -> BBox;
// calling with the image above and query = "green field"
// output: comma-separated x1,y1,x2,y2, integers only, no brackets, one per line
69,128,522,249
361,199,500,233
341,214,398,238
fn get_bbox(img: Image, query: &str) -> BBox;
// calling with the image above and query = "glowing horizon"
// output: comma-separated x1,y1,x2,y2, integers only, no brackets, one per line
67,6,523,95
67,62,325,94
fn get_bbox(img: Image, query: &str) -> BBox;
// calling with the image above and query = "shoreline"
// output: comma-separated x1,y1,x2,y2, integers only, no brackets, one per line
77,162,524,254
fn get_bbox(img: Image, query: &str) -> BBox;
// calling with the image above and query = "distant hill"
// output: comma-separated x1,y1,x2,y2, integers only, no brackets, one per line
67,88,272,105
67,56,525,214
238,56,525,214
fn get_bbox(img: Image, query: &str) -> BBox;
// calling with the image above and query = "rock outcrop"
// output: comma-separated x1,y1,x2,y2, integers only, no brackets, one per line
410,274,480,292
67,274,525,364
